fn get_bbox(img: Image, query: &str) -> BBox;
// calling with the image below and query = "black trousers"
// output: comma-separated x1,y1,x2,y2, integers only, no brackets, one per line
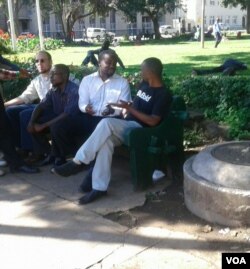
82,51,98,66
50,113,106,158
30,109,57,155
0,94,23,169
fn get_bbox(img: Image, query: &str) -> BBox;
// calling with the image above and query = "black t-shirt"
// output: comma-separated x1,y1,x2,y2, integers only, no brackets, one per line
126,81,172,127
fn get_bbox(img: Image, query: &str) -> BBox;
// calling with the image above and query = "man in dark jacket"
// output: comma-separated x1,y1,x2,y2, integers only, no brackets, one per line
27,64,79,166
192,58,247,76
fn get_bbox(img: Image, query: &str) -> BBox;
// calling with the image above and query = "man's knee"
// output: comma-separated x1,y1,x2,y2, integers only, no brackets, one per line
99,118,117,128
5,106,18,117
20,109,33,125
50,118,69,135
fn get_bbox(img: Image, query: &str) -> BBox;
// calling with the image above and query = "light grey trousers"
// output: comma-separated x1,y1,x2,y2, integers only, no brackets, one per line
74,118,142,191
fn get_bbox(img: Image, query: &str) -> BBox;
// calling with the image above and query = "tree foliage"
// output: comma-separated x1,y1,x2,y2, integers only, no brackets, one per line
222,0,250,33
110,0,180,39
40,0,111,41
0,0,33,35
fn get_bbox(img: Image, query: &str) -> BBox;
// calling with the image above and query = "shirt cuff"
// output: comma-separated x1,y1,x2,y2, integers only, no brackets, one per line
79,104,87,113
113,108,122,116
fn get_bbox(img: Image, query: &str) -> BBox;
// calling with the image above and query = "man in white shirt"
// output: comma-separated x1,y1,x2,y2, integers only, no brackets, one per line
213,18,222,48
49,50,131,165
4,51,52,157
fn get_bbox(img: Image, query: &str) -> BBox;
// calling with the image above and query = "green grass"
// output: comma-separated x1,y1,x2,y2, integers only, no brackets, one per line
4,36,250,77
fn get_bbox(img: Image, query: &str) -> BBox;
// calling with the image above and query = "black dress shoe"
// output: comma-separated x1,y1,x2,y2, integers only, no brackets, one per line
11,165,39,174
79,167,93,193
54,157,66,167
51,160,85,177
78,189,107,205
38,155,55,167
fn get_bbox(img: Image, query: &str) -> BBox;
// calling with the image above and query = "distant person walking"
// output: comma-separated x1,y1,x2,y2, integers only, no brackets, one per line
213,18,222,48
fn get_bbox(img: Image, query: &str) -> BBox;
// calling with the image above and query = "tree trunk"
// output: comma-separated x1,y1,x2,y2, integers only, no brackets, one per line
247,3,250,34
65,10,95,43
65,14,74,43
152,16,161,40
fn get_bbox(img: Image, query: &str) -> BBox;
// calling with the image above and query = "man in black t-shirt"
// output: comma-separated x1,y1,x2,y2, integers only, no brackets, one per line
52,57,172,204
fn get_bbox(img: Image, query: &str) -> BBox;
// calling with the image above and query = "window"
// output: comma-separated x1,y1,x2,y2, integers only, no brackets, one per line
209,16,215,25
43,15,50,32
142,16,152,31
55,16,62,32
89,15,96,27
225,16,230,24
100,17,106,29
78,19,85,31
110,10,116,31
232,16,237,25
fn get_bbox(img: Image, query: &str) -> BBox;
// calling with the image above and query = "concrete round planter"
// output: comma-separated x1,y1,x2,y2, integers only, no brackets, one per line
184,142,250,227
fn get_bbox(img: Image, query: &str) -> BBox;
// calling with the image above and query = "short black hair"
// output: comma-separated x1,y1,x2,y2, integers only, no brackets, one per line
36,50,52,62
52,64,70,79
142,57,163,77
98,49,118,62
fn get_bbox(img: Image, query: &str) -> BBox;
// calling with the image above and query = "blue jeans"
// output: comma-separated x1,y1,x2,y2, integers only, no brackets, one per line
5,104,36,150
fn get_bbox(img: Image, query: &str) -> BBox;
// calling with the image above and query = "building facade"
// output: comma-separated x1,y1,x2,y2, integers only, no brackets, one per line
181,0,246,31
0,1,247,38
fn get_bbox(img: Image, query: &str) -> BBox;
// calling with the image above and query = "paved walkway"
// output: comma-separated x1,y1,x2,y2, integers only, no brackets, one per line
0,157,246,269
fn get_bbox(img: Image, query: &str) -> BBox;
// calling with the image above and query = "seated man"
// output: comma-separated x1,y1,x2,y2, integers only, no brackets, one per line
4,51,52,157
82,40,125,69
27,64,79,166
0,68,39,175
50,49,131,164
52,57,173,204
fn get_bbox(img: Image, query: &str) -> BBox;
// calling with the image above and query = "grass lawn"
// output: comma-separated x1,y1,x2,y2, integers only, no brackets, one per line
5,36,250,77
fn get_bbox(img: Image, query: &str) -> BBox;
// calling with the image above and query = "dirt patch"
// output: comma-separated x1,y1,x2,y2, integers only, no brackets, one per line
105,150,250,251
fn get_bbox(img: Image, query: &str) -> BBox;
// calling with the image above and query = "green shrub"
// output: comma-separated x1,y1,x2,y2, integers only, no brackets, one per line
172,76,250,138
16,37,64,52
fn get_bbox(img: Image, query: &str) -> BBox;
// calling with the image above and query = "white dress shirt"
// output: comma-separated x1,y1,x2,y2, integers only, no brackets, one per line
19,74,51,104
78,71,131,116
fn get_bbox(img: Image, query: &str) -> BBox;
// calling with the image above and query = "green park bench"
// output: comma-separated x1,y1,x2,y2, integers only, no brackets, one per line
124,95,188,190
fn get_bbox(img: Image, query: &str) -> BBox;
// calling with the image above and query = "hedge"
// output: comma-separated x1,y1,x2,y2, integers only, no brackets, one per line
171,76,250,139
1,60,250,139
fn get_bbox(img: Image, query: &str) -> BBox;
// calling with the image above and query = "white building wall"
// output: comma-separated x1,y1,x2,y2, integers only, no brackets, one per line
185,0,246,29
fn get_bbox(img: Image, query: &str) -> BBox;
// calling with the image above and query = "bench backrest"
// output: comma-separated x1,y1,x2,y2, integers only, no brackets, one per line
169,95,188,121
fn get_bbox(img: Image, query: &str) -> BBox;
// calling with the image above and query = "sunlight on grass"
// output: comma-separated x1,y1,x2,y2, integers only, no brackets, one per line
5,38,250,77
